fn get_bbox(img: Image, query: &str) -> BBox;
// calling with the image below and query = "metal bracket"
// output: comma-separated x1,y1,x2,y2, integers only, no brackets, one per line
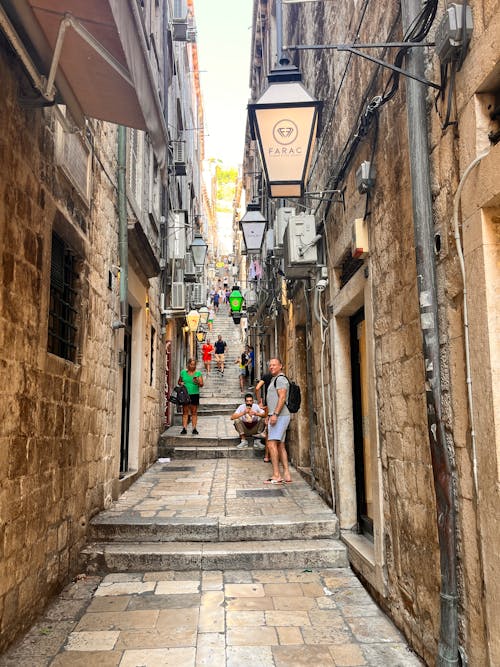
44,12,133,101
284,42,441,90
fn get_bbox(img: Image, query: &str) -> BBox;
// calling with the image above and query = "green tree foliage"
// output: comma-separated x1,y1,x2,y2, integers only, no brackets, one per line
216,166,238,212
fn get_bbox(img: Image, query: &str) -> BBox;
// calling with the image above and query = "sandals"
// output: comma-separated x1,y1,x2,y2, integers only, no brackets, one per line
264,478,283,484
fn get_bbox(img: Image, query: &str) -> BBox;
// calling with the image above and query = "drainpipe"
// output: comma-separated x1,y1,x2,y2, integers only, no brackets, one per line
303,282,317,489
117,125,128,325
401,2,458,664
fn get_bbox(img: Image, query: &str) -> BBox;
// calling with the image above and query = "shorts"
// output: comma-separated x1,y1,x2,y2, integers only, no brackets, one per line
186,394,200,406
267,415,290,442
215,353,225,362
238,368,246,376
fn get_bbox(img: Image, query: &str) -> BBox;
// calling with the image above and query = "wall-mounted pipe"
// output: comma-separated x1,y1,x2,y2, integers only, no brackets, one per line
117,125,128,325
401,1,458,664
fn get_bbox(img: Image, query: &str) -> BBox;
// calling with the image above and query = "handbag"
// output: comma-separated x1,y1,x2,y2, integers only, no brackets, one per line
169,385,191,405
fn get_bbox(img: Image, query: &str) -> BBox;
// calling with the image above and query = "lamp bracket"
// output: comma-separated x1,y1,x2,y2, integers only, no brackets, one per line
284,42,441,91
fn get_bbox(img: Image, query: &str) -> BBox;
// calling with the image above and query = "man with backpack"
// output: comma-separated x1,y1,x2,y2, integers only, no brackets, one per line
265,357,293,484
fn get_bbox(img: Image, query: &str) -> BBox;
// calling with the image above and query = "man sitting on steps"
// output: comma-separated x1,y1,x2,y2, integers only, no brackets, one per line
230,393,266,449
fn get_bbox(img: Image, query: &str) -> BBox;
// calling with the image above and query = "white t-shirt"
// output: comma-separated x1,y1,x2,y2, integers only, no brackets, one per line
235,402,265,425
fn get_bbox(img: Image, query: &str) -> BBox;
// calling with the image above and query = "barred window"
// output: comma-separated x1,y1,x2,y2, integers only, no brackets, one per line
48,233,79,362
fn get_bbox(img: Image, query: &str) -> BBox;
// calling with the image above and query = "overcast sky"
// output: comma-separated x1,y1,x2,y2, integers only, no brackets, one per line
194,1,253,168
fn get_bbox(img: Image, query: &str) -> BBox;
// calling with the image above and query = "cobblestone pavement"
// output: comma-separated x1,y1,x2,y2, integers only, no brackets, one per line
0,568,423,667
93,457,334,521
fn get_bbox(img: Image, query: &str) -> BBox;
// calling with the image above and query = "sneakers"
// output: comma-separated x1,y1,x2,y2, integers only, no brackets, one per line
192,428,199,435
180,428,187,435
236,440,249,449
253,441,266,451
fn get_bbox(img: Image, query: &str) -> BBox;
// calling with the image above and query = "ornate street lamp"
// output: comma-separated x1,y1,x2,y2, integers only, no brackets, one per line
186,309,200,332
239,203,267,252
228,286,244,314
190,231,208,267
196,331,206,342
248,62,322,198
198,306,210,325
244,288,258,312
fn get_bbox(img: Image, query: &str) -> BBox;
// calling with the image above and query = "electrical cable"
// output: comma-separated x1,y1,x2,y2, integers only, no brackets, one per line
314,0,438,220
308,0,371,181
440,58,458,129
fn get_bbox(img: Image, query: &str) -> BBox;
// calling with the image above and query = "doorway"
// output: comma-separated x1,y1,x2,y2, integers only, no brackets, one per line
120,305,133,474
350,307,374,539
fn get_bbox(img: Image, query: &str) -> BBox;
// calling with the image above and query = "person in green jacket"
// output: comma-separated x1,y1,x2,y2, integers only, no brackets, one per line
179,358,204,435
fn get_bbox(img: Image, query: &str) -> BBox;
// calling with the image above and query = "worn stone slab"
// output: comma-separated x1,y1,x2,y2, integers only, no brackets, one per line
51,651,122,666
273,644,336,666
65,631,119,651
227,626,278,646
218,515,338,542
90,516,219,543
226,645,275,666
81,539,347,573
119,648,196,667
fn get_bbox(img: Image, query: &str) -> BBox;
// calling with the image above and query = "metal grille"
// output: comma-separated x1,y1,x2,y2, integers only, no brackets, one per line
48,233,78,362
237,489,284,498
339,250,364,287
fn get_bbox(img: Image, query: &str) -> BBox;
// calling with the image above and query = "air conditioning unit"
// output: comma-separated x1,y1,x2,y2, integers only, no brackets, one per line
184,252,196,281
191,282,205,307
275,207,296,248
171,282,185,310
283,213,319,279
172,141,186,175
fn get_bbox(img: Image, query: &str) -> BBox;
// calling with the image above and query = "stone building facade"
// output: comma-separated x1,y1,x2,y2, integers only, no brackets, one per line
0,0,205,650
243,0,499,664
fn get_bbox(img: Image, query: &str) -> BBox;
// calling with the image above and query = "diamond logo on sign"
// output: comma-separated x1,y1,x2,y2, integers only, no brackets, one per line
273,119,298,145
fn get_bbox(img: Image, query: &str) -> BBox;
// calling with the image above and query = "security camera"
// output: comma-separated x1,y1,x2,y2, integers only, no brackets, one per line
316,278,328,292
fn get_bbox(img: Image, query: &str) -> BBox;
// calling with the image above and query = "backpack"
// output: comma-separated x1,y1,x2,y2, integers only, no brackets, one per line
168,385,191,406
273,374,301,413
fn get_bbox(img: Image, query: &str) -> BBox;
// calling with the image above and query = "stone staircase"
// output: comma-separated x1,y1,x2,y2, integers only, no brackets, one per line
159,303,255,459
80,303,348,573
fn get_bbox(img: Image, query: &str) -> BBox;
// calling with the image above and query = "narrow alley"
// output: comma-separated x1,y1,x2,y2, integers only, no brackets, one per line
0,307,422,666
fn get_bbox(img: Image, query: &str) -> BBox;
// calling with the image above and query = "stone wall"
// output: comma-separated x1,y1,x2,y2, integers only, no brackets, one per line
276,0,500,663
0,40,164,650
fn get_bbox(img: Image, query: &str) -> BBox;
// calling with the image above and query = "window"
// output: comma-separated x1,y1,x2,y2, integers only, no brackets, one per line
128,128,144,212
48,233,79,362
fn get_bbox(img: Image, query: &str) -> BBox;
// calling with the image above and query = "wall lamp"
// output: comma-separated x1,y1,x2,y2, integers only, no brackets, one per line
186,309,201,332
248,61,322,198
239,203,267,251
190,231,208,267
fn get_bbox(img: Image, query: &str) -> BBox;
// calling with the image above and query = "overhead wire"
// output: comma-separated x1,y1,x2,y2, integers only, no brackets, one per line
307,0,371,181
312,0,438,220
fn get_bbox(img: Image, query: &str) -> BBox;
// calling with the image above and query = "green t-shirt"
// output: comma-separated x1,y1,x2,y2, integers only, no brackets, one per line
180,368,202,395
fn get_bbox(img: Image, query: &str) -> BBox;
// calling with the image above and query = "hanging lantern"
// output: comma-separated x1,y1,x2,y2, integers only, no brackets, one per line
229,287,244,313
186,309,200,332
190,231,208,267
239,203,267,252
248,62,322,198
196,331,206,342
199,306,210,325
244,288,258,312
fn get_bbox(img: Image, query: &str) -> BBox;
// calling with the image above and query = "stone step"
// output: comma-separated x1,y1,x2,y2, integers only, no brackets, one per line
80,538,348,573
89,514,339,543
157,445,263,459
